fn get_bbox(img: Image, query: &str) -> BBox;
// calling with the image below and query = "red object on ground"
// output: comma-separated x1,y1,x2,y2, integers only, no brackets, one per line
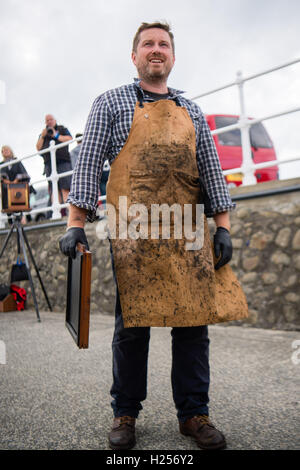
10,284,27,311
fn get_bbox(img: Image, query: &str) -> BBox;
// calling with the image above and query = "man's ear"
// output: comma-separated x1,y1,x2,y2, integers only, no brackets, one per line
131,51,137,66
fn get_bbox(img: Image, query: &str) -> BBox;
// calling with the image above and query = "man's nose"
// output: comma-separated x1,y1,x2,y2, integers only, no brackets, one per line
151,43,163,54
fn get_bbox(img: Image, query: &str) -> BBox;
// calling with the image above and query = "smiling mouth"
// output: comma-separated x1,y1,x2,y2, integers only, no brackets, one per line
149,58,164,64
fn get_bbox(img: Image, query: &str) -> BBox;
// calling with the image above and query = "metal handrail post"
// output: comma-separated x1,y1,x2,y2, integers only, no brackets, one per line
0,184,7,228
49,140,61,219
236,71,257,185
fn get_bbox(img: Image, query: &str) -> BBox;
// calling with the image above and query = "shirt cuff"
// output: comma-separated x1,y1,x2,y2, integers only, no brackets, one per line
205,202,236,218
66,196,98,222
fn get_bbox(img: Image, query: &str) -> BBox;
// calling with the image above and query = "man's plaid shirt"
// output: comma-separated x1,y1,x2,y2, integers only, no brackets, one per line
67,79,235,222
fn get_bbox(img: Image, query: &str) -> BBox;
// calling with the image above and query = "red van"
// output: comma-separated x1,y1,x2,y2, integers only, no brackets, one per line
205,114,279,187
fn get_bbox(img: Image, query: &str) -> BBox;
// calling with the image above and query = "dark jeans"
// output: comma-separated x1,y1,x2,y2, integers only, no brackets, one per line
110,288,210,422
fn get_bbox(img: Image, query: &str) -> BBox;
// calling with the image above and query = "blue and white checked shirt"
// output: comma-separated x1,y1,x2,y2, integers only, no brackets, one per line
68,79,235,222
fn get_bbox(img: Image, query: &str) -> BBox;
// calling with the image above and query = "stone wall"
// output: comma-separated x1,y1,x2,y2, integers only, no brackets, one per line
0,224,115,317
208,180,300,330
0,178,299,330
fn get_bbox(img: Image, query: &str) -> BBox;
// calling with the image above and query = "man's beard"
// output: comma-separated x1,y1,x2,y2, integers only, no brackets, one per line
136,61,172,84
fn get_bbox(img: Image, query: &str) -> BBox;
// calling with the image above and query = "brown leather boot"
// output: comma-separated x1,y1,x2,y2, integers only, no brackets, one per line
179,415,226,450
108,416,136,450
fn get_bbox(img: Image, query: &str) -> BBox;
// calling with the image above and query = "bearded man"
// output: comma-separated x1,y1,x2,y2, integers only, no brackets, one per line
59,22,247,450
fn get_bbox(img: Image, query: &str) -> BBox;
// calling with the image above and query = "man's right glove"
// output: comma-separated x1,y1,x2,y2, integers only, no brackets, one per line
59,227,89,259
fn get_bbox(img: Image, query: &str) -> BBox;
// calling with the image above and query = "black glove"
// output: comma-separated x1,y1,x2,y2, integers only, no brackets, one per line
213,227,232,270
59,227,89,259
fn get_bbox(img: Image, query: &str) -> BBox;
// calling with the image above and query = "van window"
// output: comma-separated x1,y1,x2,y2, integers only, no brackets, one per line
215,116,241,146
215,116,273,148
250,123,273,148
36,187,49,200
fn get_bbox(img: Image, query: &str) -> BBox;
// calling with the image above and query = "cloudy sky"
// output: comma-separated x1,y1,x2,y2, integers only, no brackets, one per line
1,0,300,183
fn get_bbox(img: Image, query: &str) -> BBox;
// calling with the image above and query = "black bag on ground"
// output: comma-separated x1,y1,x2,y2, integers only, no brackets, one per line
10,257,29,282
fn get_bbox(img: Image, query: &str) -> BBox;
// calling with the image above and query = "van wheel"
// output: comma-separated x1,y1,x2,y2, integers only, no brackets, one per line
36,214,46,222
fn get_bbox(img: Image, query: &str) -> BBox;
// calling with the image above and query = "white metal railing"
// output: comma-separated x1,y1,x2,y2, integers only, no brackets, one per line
0,135,108,228
192,58,300,185
1,58,300,228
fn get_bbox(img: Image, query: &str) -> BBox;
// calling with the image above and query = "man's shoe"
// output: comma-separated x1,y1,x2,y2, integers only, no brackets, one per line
108,416,136,450
179,415,226,450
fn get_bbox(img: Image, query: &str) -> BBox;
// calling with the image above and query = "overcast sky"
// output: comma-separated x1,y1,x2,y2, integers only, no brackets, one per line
1,0,300,184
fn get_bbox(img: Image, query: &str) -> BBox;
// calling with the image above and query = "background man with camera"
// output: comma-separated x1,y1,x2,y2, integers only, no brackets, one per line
36,114,73,208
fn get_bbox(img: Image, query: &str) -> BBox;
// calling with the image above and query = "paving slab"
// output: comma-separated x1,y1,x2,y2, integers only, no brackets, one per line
0,310,299,450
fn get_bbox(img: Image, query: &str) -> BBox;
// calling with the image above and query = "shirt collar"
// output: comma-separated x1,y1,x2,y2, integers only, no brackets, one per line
133,78,185,98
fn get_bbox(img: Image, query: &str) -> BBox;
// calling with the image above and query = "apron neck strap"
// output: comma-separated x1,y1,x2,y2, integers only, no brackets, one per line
136,87,145,108
135,86,181,108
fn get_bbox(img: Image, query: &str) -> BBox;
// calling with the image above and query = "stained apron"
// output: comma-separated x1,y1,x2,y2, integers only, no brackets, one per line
106,98,248,327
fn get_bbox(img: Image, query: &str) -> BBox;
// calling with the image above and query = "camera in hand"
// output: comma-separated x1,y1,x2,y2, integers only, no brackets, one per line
46,126,54,137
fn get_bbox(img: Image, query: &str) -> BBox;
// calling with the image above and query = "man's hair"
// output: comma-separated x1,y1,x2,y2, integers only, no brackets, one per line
132,22,175,54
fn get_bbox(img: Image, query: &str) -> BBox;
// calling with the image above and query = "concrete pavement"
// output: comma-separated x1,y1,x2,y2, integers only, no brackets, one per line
0,310,299,450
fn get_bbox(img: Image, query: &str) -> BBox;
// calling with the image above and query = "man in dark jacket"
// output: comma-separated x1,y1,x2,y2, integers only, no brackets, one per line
36,114,73,206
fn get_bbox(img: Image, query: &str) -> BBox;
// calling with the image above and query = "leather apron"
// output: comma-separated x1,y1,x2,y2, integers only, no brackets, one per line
106,97,248,327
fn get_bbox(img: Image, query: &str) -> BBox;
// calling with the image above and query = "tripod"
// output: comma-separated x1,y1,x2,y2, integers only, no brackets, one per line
0,213,52,321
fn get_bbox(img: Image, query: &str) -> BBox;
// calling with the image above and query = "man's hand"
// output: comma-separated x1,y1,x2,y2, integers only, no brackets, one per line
59,227,89,259
36,129,48,151
213,227,232,270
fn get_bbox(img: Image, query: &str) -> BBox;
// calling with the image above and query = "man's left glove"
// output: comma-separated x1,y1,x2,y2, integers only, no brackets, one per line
213,227,232,270
59,227,89,259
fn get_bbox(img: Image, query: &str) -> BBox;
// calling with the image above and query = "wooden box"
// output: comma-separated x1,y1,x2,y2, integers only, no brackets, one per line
0,294,17,312
1,181,30,213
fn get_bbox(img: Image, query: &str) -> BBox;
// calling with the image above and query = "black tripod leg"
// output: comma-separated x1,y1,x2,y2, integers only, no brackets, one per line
20,225,52,312
0,223,15,260
16,225,41,322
